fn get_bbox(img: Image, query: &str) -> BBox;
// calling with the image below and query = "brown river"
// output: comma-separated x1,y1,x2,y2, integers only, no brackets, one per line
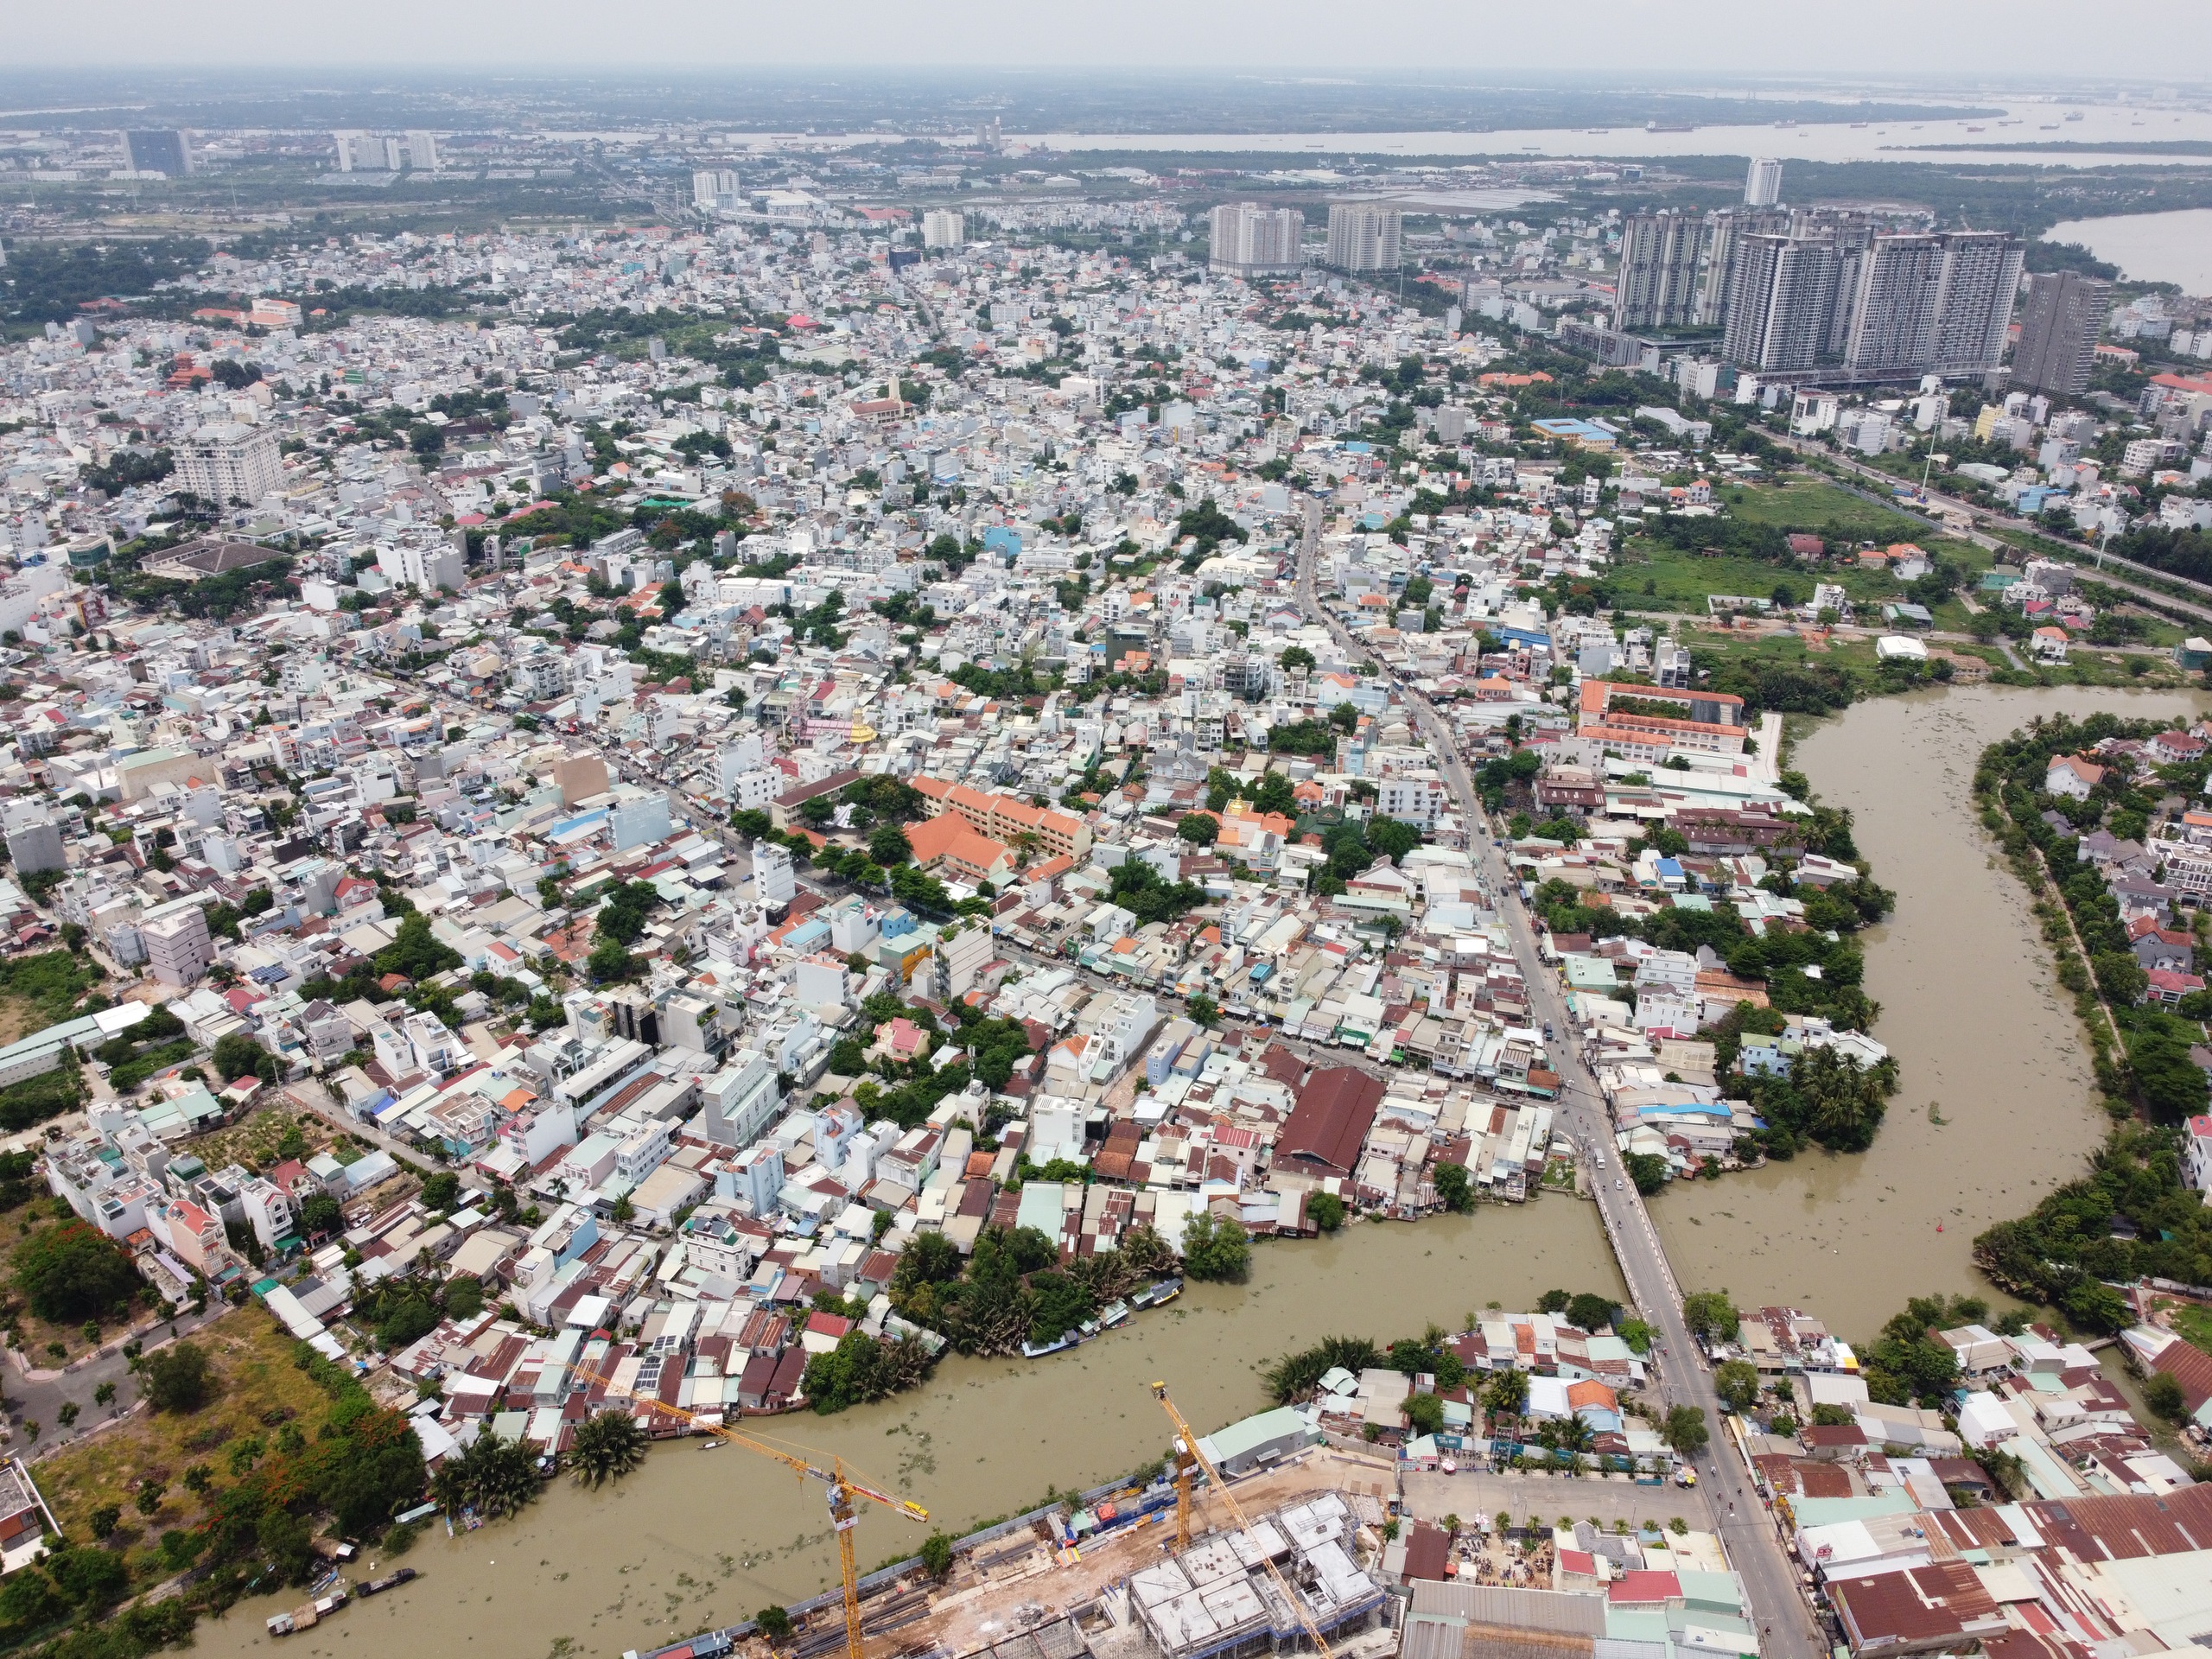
192,683,2205,1659
196,1204,1620,1659
1652,683,2210,1336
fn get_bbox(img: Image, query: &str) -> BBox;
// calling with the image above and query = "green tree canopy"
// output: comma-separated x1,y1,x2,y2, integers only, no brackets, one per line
14,1221,139,1324
1180,1211,1251,1282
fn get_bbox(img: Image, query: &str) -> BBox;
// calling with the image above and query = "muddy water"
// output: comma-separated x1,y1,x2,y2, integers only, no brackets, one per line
194,1200,1621,1658
1652,684,2212,1343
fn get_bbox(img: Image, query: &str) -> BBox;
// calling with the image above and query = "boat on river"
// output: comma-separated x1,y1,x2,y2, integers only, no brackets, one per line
268,1589,351,1637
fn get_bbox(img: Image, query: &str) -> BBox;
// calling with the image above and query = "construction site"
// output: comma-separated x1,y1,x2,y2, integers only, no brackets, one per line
628,1390,1406,1659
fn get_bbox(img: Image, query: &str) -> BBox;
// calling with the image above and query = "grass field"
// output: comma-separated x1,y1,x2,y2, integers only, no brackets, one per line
1618,531,1993,623
1719,476,1935,543
2171,1300,2212,1358
35,1308,333,1560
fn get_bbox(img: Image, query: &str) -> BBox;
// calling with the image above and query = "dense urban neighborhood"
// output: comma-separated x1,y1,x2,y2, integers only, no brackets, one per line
0,76,2209,1659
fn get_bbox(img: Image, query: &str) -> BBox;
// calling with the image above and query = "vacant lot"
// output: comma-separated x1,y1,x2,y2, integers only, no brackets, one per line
35,1308,332,1554
1722,475,1931,543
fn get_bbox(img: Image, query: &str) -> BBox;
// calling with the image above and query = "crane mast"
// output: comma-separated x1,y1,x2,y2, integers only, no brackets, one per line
1148,1382,1334,1659
564,1363,926,1659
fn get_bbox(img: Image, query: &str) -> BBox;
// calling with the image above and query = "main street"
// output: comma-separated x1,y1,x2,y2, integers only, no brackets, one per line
1292,496,1823,1659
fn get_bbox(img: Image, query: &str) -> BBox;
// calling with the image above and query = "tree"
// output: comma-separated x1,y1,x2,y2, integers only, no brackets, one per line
1565,1294,1618,1333
211,1031,270,1083
1404,1392,1446,1437
144,1342,212,1414
920,1532,956,1579
87,1505,121,1541
1432,1161,1473,1212
868,823,914,868
135,1478,168,1516
1177,813,1220,847
15,1222,139,1324
1281,645,1315,672
419,1171,461,1211
1681,1291,1741,1344
429,1429,540,1520
1714,1359,1761,1414
1306,1192,1346,1232
1185,994,1220,1027
756,1606,793,1642
588,935,639,983
1624,1152,1669,1195
2143,1370,2186,1421
299,1192,343,1238
1662,1404,1710,1458
568,1409,649,1487
1180,1211,1251,1282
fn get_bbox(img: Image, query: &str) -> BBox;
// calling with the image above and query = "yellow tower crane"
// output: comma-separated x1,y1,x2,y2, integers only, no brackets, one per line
566,1368,927,1659
1147,1382,1334,1659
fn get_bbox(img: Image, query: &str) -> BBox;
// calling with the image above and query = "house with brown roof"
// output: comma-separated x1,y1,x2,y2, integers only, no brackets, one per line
1827,1560,2007,1657
1274,1066,1385,1178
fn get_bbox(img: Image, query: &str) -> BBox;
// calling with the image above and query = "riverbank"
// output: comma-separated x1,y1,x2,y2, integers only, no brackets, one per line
1649,684,2210,1339
183,1198,1622,1659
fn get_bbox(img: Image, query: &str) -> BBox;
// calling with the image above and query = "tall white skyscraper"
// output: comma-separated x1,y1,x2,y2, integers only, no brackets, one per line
1208,203,1306,277
1722,233,1840,372
1325,204,1402,272
1745,157,1784,207
692,168,741,209
405,130,440,171
1842,234,1948,375
331,130,369,172
922,209,966,251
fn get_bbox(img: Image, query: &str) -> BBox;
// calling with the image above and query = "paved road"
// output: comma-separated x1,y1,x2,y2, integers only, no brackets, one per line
7,1302,228,1463
1291,496,1821,1659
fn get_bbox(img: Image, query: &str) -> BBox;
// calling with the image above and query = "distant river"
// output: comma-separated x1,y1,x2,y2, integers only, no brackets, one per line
2044,209,2212,295
1010,100,2212,171
1652,684,2212,1341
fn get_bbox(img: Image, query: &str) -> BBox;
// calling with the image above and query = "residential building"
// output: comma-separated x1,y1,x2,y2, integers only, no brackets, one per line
1745,157,1783,207
1615,213,1707,332
124,130,192,177
174,424,281,506
141,905,213,988
1209,203,1306,277
2013,271,2108,396
1326,205,1402,272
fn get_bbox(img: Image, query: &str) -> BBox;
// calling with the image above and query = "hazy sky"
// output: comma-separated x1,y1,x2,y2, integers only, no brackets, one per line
11,0,2212,75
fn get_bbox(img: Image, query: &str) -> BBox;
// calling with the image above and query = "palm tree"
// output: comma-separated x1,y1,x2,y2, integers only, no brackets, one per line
432,1431,541,1520
1554,1414,1596,1476
1484,1369,1530,1420
569,1409,649,1488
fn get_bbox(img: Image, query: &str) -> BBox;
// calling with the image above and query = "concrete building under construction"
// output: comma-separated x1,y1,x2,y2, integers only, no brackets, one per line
1128,1496,1387,1659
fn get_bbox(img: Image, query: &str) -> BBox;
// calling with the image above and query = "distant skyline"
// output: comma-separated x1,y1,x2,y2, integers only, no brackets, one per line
9,1,2212,77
